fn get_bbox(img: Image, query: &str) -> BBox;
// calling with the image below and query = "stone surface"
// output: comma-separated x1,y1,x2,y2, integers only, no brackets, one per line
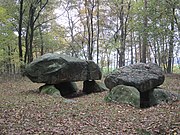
104,85,140,108
104,63,165,92
83,80,108,94
104,85,179,108
24,53,102,84
140,90,154,108
149,88,180,106
39,85,61,97
55,82,78,97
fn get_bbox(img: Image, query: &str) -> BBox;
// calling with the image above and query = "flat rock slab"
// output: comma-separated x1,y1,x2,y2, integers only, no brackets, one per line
105,63,165,92
24,53,102,84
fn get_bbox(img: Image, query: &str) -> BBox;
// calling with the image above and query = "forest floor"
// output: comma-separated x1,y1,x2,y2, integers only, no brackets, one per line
0,74,179,135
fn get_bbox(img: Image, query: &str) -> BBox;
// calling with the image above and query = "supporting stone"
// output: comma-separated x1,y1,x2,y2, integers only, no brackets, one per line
83,80,96,94
104,85,140,108
55,82,78,97
83,80,108,94
39,84,61,97
140,90,153,108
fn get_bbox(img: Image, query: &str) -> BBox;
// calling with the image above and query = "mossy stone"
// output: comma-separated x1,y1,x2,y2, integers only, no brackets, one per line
39,85,61,97
105,85,140,108
149,88,180,106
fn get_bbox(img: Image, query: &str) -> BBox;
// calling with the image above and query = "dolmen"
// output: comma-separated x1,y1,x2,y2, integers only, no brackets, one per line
24,53,105,97
105,63,179,108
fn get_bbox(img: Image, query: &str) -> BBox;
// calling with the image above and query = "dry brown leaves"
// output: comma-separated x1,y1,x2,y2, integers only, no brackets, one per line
0,74,179,135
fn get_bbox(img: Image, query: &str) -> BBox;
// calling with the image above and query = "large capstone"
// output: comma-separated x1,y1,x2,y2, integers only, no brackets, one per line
104,63,165,108
104,63,165,92
24,53,102,84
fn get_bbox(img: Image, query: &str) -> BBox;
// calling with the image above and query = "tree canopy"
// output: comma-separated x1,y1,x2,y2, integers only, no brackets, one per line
0,0,179,74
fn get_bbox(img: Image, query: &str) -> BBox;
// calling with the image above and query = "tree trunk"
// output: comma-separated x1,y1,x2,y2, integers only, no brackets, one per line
24,21,30,64
167,8,175,73
138,34,142,62
153,38,157,64
39,24,44,55
25,0,48,63
90,2,94,60
28,3,35,63
130,31,133,64
18,0,24,64
141,0,148,63
133,32,137,63
157,40,161,66
96,0,100,65
85,0,93,60
119,13,125,67
7,46,11,74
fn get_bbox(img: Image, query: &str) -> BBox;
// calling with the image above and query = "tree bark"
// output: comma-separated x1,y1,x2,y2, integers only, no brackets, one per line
96,0,100,65
18,0,24,64
85,0,95,60
141,0,148,63
24,21,30,64
39,25,44,55
28,3,35,63
130,31,133,64
167,8,175,73
138,34,142,62
24,0,49,63
90,1,94,60
85,0,92,60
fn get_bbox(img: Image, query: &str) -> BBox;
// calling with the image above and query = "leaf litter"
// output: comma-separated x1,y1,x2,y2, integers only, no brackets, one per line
0,74,179,135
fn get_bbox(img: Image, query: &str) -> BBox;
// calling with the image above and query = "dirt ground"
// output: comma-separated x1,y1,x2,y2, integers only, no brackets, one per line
0,74,179,135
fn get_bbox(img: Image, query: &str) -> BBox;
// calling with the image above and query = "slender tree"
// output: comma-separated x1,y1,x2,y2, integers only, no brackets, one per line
18,0,24,64
96,0,100,65
167,8,175,73
141,0,148,63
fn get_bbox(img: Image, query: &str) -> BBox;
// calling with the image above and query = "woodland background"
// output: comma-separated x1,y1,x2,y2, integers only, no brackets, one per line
0,1,180,134
0,0,179,74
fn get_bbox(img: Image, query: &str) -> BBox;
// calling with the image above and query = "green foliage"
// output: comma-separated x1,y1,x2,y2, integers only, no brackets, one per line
173,65,180,73
102,67,114,76
0,0,179,73
0,0,65,72
0,3,20,73
0,6,7,22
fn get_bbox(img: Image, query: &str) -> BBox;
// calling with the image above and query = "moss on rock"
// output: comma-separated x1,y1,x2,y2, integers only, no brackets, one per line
39,85,61,97
149,88,180,106
105,85,140,108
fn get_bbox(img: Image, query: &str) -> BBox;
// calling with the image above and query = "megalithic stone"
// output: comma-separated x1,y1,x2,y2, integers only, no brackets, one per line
104,63,165,92
24,53,102,84
104,63,165,108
